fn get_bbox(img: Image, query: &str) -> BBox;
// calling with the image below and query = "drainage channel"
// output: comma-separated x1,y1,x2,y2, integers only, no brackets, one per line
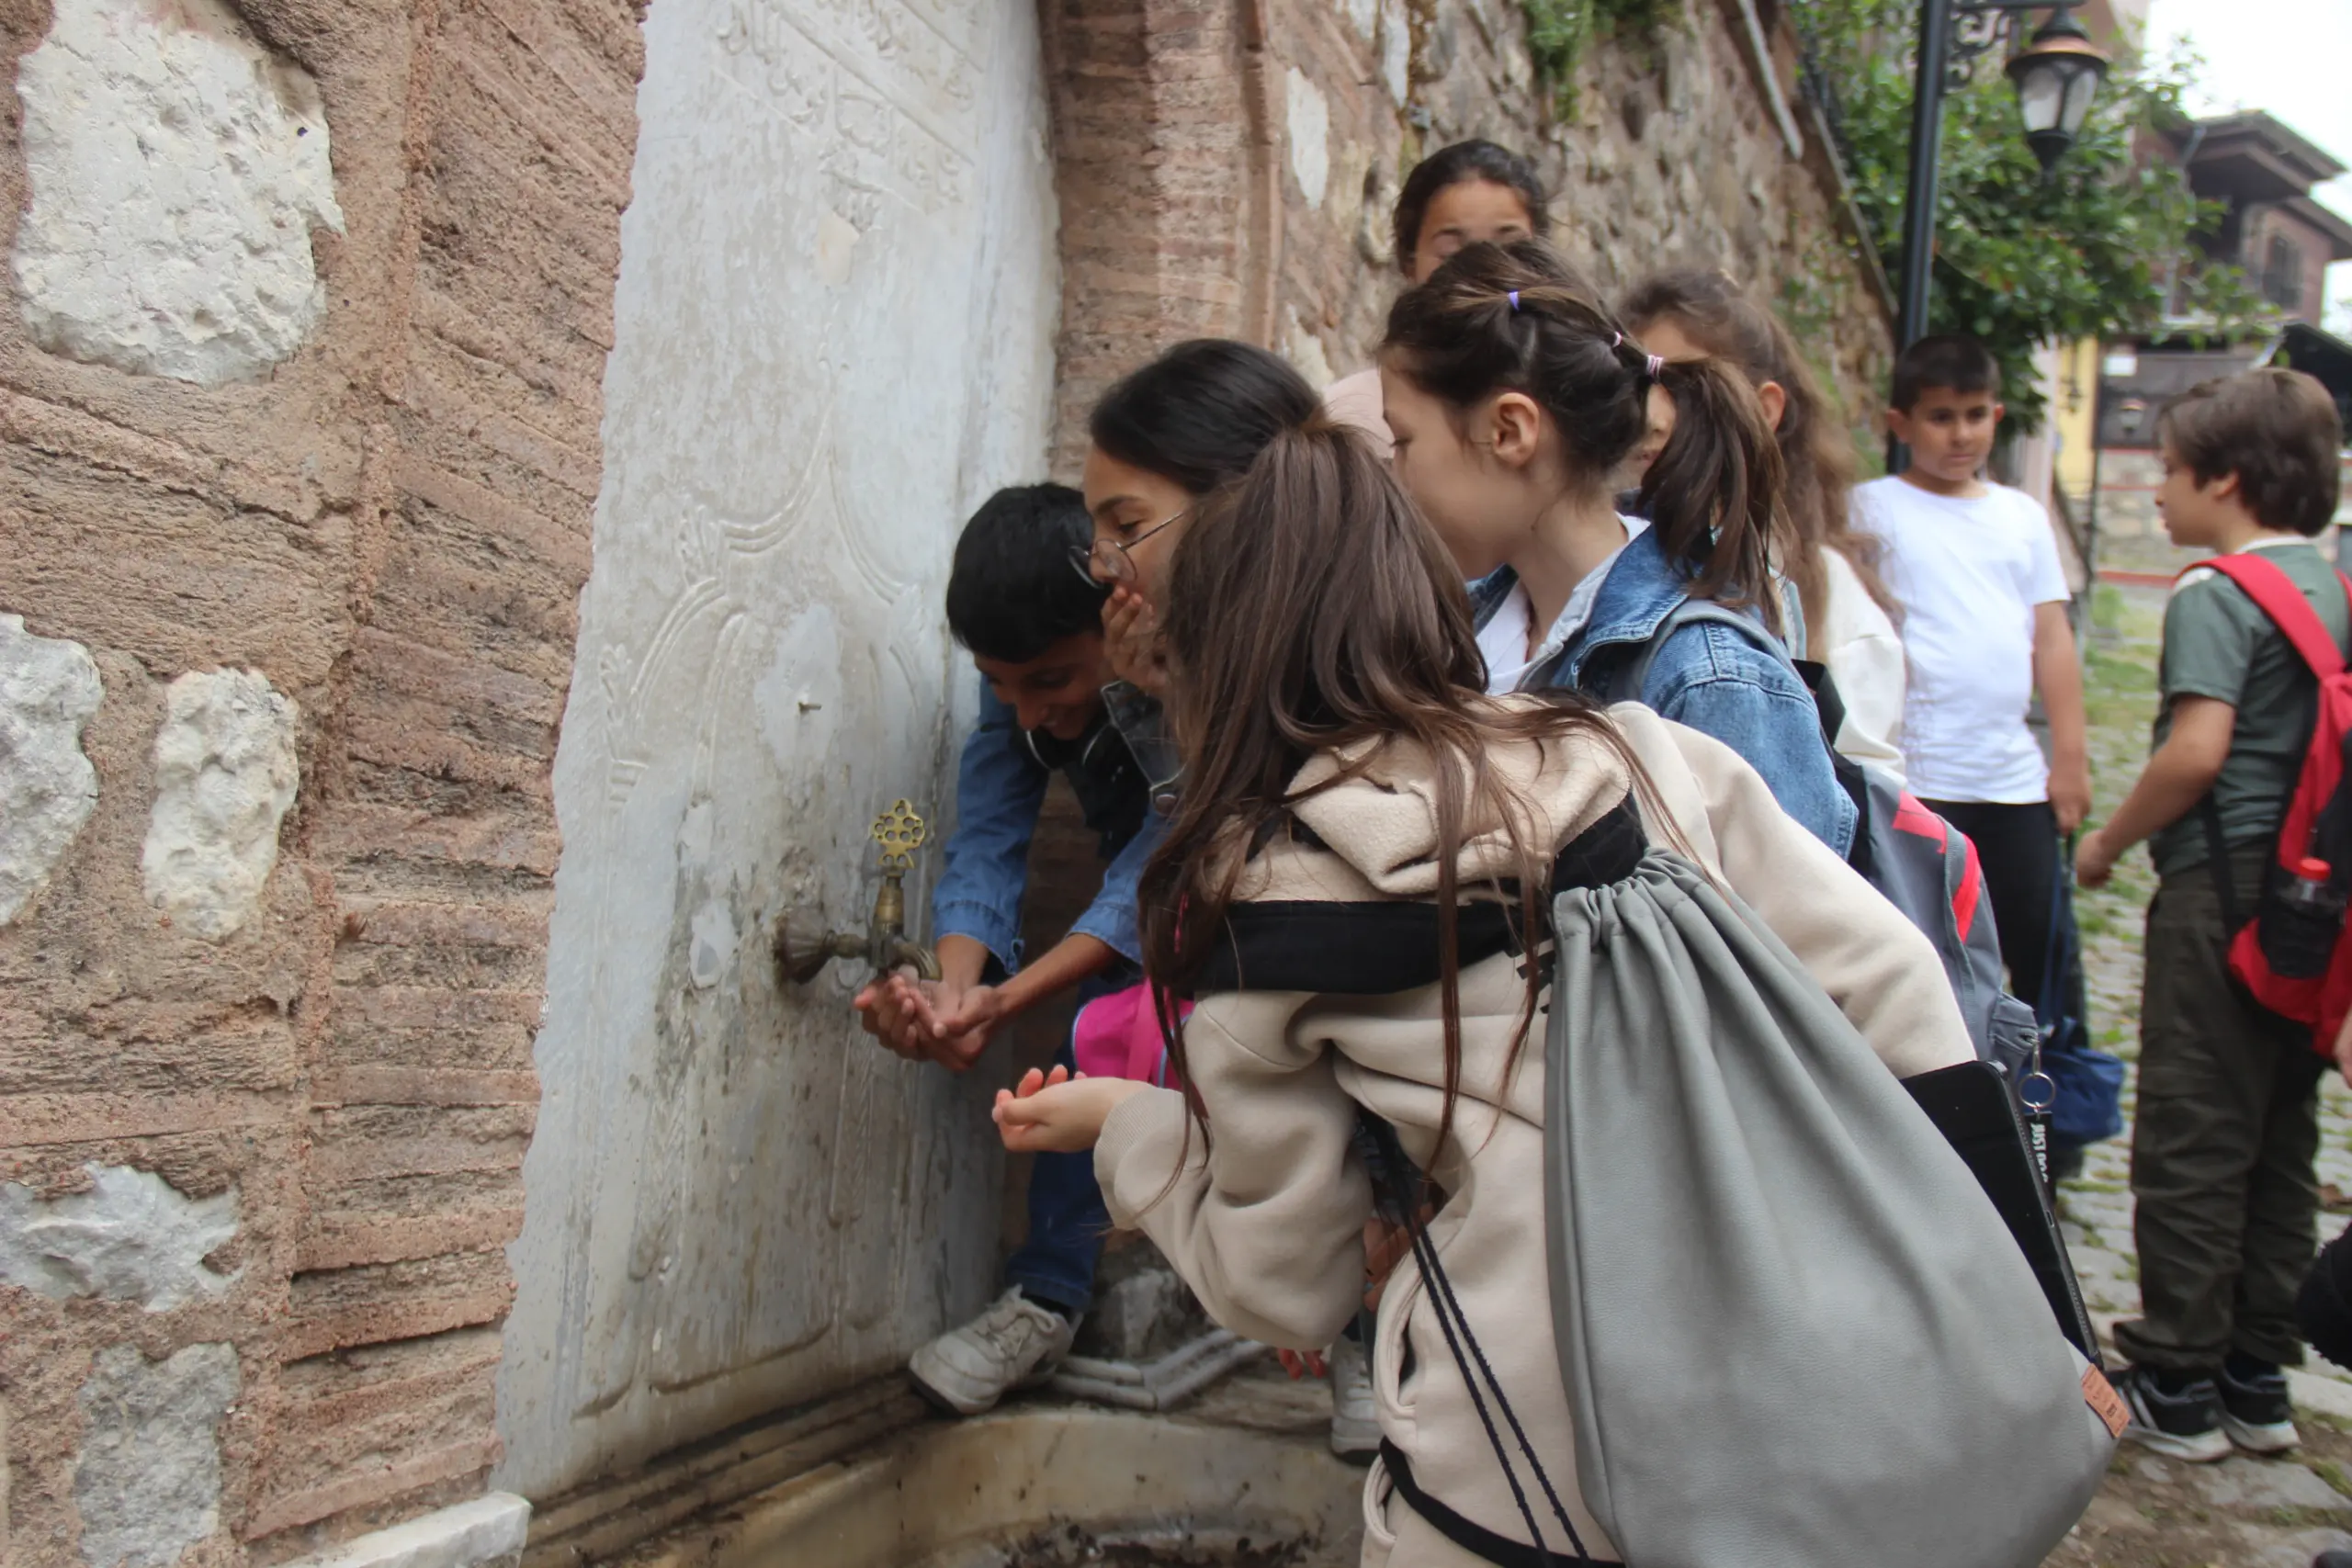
611,1366,1365,1568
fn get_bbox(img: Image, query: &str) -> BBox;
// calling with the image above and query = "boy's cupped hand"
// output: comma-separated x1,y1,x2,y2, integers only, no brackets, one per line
992,1065,1149,1153
853,974,1003,1072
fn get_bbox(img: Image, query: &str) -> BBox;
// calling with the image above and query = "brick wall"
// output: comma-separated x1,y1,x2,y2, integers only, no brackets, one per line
0,0,642,1560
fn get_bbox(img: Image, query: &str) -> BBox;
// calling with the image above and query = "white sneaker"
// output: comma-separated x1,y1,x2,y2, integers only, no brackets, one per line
1329,1333,1380,1461
908,1288,1077,1416
2217,1363,2301,1454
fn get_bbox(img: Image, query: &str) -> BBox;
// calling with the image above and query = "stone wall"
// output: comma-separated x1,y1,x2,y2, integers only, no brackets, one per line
0,0,1889,1562
1043,0,1894,471
0,0,640,1560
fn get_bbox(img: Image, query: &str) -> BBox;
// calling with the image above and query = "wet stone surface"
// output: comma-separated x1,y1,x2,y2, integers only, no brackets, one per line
2047,587,2352,1568
989,1525,1328,1568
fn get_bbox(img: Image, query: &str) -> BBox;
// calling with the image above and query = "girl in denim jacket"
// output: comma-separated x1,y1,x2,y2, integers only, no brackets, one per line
1379,240,1856,855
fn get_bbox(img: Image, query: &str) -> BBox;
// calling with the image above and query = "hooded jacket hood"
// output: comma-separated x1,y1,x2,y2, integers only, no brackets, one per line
1257,696,1635,901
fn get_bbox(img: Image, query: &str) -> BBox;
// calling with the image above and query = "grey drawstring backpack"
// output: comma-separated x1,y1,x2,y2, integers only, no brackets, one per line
1363,813,2116,1568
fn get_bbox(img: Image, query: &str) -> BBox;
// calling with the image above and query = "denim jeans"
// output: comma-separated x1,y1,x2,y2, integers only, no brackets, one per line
1002,976,1121,1315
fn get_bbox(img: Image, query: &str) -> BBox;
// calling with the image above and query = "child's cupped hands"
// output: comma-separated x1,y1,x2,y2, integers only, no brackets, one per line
992,1065,1149,1154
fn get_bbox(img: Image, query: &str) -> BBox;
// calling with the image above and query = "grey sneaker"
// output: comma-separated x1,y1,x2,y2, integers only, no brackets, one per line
908,1289,1076,1416
1329,1333,1380,1461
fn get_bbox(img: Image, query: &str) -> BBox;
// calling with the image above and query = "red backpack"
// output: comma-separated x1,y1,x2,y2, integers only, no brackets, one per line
2188,553,2352,1055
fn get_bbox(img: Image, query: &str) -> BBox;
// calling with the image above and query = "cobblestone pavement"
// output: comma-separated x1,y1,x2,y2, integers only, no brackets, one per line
2046,586,2352,1568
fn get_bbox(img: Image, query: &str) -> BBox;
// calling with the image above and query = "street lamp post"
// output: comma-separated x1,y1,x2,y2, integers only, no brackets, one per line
1894,0,2113,352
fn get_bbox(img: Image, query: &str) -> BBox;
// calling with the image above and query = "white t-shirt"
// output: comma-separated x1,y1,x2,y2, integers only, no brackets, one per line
1476,519,1651,694
1815,547,1907,782
1851,476,2070,803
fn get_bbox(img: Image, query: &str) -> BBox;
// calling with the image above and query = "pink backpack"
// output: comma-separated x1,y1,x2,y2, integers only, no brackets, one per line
1071,983,1191,1086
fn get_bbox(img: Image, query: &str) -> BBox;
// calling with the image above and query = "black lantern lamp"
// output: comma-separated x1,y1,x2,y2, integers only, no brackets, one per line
1894,0,2117,378
2006,6,2110,170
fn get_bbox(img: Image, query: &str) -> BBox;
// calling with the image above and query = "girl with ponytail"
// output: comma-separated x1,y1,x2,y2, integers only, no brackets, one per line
1380,239,1857,854
1622,267,1909,780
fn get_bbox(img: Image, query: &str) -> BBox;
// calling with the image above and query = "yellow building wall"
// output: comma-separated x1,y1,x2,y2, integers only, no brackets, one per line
2054,337,2102,500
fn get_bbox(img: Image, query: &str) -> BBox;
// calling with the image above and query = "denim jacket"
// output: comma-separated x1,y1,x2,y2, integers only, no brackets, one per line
932,681,1165,973
1472,529,1858,856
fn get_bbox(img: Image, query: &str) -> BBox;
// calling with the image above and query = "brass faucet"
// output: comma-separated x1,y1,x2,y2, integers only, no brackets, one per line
775,800,943,986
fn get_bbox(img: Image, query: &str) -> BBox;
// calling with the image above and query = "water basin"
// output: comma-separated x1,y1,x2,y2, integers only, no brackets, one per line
619,1393,1364,1568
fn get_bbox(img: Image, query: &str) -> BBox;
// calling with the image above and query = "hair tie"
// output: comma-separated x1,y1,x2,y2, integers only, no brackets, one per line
1611,332,1623,349
1507,290,1521,313
1645,353,1665,381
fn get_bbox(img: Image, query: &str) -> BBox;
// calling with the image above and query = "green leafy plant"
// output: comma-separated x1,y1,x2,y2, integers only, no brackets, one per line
1777,225,1889,468
1522,0,1674,115
1796,2,2276,430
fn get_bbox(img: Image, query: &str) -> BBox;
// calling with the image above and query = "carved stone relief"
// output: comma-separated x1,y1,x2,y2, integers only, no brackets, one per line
497,0,1059,1495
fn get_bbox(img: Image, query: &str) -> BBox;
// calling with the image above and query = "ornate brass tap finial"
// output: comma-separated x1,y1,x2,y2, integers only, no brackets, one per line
870,800,927,870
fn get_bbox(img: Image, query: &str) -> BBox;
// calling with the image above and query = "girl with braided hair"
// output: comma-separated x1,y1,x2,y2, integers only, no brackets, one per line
1379,239,1857,854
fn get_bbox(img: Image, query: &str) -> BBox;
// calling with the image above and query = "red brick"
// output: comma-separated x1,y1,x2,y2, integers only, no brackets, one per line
243,1433,501,1540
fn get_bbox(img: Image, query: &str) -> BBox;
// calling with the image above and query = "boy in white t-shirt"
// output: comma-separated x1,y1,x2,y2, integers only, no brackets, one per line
1855,334,2095,1165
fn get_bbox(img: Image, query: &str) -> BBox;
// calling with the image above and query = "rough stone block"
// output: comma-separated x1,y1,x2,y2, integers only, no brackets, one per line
1073,1243,1211,1362
142,668,300,941
1285,67,1329,211
2188,1454,2352,1514
1375,0,1409,105
0,614,102,925
12,0,345,384
0,1163,237,1311
272,1491,527,1568
74,1342,241,1568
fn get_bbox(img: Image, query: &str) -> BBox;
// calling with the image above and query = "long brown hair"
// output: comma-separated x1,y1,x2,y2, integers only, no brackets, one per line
1621,268,1898,634
1137,420,1650,1155
1383,240,1792,635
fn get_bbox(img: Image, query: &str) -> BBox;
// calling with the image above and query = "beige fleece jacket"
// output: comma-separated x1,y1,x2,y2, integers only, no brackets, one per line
1092,700,1975,1566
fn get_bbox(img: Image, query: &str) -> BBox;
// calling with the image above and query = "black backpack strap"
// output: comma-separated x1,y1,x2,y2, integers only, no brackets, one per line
1902,1060,2103,1363
1356,1112,1600,1565
1379,1442,1621,1568
1793,658,1849,749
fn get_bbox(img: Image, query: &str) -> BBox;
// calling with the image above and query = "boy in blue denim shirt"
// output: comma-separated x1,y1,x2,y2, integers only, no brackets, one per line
854,482,1166,1415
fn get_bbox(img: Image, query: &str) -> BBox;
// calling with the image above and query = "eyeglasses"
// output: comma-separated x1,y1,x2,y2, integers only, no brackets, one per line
1069,508,1190,588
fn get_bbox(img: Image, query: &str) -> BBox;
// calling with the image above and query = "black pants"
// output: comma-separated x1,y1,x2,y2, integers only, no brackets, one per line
1922,799,2091,1066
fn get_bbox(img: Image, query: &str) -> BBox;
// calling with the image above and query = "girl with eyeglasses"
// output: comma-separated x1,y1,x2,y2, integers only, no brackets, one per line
1078,340,1321,701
